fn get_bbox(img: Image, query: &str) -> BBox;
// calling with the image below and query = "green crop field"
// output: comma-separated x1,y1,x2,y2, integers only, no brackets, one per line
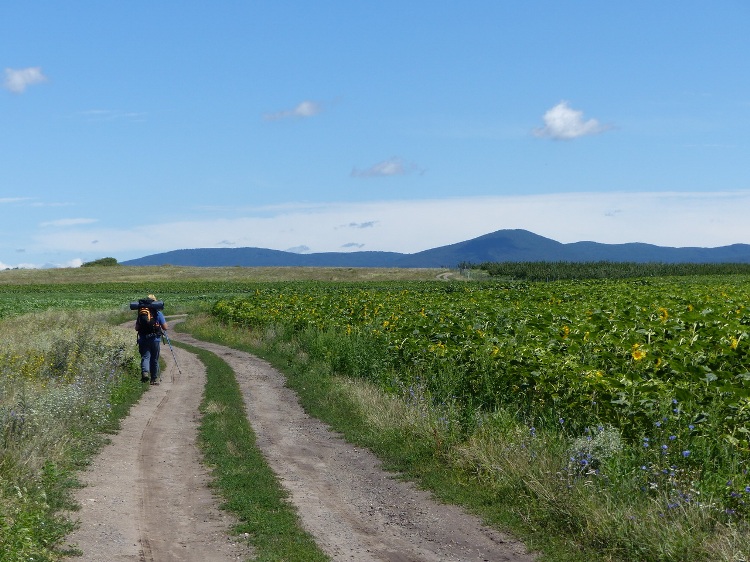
213,277,750,444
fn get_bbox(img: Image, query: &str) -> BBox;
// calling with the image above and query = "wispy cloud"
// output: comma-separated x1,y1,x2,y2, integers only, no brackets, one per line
0,197,32,204
0,198,71,209
30,201,74,207
40,218,98,228
1,258,82,271
339,221,378,229
286,245,311,254
533,101,611,140
342,242,365,249
3,67,47,93
263,100,322,121
351,157,421,178
77,109,147,122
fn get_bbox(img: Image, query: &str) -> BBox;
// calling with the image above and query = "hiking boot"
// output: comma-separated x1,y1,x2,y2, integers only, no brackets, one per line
141,373,149,383
150,380,159,386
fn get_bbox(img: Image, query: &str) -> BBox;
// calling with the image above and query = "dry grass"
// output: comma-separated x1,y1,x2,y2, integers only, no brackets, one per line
335,377,435,436
0,265,449,285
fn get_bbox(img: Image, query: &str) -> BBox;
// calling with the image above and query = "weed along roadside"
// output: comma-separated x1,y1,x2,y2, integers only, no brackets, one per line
0,310,147,560
170,324,536,561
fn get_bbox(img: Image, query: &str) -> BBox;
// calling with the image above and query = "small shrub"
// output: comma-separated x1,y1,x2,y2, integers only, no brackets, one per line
81,257,119,267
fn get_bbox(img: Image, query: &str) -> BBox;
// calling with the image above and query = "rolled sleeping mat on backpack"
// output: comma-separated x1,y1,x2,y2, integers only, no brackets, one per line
129,300,164,310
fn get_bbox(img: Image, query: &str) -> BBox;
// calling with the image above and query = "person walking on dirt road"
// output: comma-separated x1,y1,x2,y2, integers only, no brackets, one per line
135,294,169,385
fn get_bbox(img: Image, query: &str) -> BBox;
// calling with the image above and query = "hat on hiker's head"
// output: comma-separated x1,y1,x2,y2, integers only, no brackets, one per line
147,294,157,301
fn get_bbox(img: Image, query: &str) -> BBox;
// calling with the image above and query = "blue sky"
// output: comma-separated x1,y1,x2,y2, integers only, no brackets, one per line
2,2,749,268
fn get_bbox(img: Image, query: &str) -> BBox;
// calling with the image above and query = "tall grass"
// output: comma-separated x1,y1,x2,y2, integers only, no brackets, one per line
185,313,750,562
0,310,142,561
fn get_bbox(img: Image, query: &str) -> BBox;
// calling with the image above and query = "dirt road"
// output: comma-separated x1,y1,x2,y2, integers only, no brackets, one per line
66,326,535,561
65,336,252,561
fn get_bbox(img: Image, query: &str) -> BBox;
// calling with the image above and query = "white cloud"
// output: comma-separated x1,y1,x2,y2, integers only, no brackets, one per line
351,157,421,178
0,257,82,270
533,101,610,140
52,258,83,269
0,261,33,270
263,100,322,121
3,67,47,93
28,191,750,262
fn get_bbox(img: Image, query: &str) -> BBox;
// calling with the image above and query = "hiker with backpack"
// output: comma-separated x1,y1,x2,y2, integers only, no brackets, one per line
134,294,169,385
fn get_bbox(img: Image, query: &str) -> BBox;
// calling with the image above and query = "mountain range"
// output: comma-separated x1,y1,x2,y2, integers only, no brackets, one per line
121,229,750,268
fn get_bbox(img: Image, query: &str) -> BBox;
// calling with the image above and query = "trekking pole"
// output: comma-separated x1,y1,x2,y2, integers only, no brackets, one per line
162,332,183,376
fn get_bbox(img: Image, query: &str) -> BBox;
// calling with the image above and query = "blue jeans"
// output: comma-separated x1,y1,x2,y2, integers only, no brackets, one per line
138,335,161,381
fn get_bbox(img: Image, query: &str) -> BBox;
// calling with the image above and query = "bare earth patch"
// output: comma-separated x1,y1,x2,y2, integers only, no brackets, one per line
66,326,535,561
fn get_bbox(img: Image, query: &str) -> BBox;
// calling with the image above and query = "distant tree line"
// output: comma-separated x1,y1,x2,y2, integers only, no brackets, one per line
461,261,750,281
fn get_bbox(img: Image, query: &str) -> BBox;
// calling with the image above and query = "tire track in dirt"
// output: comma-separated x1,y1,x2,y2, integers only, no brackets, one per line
170,330,536,562
65,329,252,561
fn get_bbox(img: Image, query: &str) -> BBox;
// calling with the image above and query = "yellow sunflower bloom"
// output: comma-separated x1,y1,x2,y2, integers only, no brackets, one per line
632,343,647,361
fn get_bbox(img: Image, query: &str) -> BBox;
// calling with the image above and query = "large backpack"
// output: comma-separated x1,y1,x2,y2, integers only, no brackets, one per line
135,300,162,336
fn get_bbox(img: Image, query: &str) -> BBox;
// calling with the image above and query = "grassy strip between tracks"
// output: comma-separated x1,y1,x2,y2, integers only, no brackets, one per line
172,340,328,562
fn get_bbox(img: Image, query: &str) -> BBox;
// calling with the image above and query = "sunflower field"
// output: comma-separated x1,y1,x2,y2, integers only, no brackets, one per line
212,276,750,464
